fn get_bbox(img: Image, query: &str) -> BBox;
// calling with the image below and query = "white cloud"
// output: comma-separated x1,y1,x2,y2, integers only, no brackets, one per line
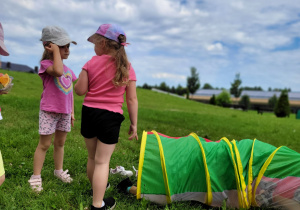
206,42,223,52
1,0,300,91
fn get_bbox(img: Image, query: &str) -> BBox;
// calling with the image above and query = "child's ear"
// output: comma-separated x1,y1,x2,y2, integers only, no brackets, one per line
100,39,106,48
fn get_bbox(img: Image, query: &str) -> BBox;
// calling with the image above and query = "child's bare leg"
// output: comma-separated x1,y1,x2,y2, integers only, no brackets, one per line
33,134,52,175
53,130,68,170
84,137,97,185
92,141,115,208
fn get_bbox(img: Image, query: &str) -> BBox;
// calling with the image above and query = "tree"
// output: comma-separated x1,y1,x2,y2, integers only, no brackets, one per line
158,82,169,92
187,67,200,95
273,88,291,92
216,90,231,107
209,94,217,105
171,86,176,94
241,86,263,91
274,90,290,117
202,83,213,89
239,95,251,111
176,84,185,96
268,94,277,109
6,62,11,69
142,83,152,89
230,73,242,98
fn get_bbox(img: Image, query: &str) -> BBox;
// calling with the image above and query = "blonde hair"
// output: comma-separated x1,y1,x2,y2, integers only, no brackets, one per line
93,34,130,86
40,48,53,61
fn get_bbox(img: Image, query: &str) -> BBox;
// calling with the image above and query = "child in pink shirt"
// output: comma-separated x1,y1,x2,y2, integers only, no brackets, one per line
28,26,77,192
75,23,138,210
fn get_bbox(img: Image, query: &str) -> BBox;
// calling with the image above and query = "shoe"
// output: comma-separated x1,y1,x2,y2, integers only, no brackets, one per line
28,177,43,192
106,182,110,190
132,166,138,177
54,169,73,183
110,166,133,177
116,177,133,194
91,197,116,209
90,183,110,196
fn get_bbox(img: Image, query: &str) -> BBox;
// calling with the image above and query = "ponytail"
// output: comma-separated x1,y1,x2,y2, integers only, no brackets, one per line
112,34,129,86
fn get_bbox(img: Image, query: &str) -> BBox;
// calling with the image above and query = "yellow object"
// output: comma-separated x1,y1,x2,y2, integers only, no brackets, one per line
0,150,4,177
0,74,10,87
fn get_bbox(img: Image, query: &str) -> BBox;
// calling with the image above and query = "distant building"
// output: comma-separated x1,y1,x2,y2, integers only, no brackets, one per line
0,61,37,74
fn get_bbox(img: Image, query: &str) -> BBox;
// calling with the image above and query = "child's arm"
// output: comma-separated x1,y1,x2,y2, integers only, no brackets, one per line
126,81,138,140
44,43,64,77
74,70,88,96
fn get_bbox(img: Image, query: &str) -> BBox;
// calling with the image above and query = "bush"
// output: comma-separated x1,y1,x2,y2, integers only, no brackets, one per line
142,83,152,89
209,94,217,105
268,94,277,109
239,94,251,111
274,90,290,117
216,90,231,107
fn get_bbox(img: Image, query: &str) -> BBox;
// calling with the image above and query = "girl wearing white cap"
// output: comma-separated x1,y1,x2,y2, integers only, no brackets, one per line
75,24,138,210
28,26,77,192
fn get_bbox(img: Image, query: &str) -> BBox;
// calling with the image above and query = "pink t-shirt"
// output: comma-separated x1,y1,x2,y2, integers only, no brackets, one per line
82,55,137,114
39,60,77,114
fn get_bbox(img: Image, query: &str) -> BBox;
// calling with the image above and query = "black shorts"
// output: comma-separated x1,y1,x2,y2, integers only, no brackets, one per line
81,105,125,144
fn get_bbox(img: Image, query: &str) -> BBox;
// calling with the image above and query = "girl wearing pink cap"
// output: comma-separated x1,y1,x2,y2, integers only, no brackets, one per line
28,26,77,192
75,24,138,210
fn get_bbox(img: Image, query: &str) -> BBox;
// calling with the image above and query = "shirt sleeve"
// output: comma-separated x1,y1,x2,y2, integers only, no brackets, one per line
129,63,137,81
39,60,53,76
82,60,89,72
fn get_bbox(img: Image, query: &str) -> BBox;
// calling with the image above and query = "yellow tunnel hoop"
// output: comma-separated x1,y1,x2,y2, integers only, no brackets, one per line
152,130,172,204
190,133,212,205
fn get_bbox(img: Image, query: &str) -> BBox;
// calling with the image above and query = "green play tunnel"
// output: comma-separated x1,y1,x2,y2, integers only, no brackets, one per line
136,131,300,209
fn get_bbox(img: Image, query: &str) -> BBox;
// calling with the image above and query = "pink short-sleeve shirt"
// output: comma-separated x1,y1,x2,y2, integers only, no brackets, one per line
82,55,137,114
39,60,77,114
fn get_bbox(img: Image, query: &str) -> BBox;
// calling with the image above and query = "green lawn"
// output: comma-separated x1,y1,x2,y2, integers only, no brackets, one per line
0,69,299,209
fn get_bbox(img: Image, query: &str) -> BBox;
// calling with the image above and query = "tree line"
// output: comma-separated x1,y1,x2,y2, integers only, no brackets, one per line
208,89,291,117
139,68,293,118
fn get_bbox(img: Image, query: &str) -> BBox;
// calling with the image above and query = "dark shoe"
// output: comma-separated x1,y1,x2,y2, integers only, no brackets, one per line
91,197,116,209
90,183,111,196
106,182,110,190
116,177,133,193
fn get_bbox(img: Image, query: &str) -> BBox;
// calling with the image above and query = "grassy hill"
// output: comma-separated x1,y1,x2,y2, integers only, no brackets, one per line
0,69,299,209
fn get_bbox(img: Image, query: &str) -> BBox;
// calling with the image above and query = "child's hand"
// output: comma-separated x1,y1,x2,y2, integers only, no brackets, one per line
71,113,75,127
128,124,138,141
45,43,59,53
0,90,7,95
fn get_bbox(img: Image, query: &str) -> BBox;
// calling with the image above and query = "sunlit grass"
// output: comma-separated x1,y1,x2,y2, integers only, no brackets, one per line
0,69,299,209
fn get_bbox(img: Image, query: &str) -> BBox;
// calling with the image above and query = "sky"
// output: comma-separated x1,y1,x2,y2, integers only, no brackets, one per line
1,0,300,91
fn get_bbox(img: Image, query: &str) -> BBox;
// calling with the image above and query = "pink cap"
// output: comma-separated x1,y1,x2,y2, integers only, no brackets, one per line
88,24,126,44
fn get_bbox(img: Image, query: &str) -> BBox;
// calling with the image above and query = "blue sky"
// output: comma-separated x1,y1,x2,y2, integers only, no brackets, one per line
1,0,300,91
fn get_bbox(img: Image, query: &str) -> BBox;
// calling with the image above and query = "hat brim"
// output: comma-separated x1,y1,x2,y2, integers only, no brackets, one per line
0,41,9,56
41,38,77,46
52,40,77,46
87,33,98,43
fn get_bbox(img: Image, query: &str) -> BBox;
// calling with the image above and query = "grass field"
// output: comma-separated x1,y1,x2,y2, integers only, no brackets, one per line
0,69,299,209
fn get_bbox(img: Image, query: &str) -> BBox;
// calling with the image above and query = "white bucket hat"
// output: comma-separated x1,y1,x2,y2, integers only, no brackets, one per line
0,22,9,56
40,26,77,46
